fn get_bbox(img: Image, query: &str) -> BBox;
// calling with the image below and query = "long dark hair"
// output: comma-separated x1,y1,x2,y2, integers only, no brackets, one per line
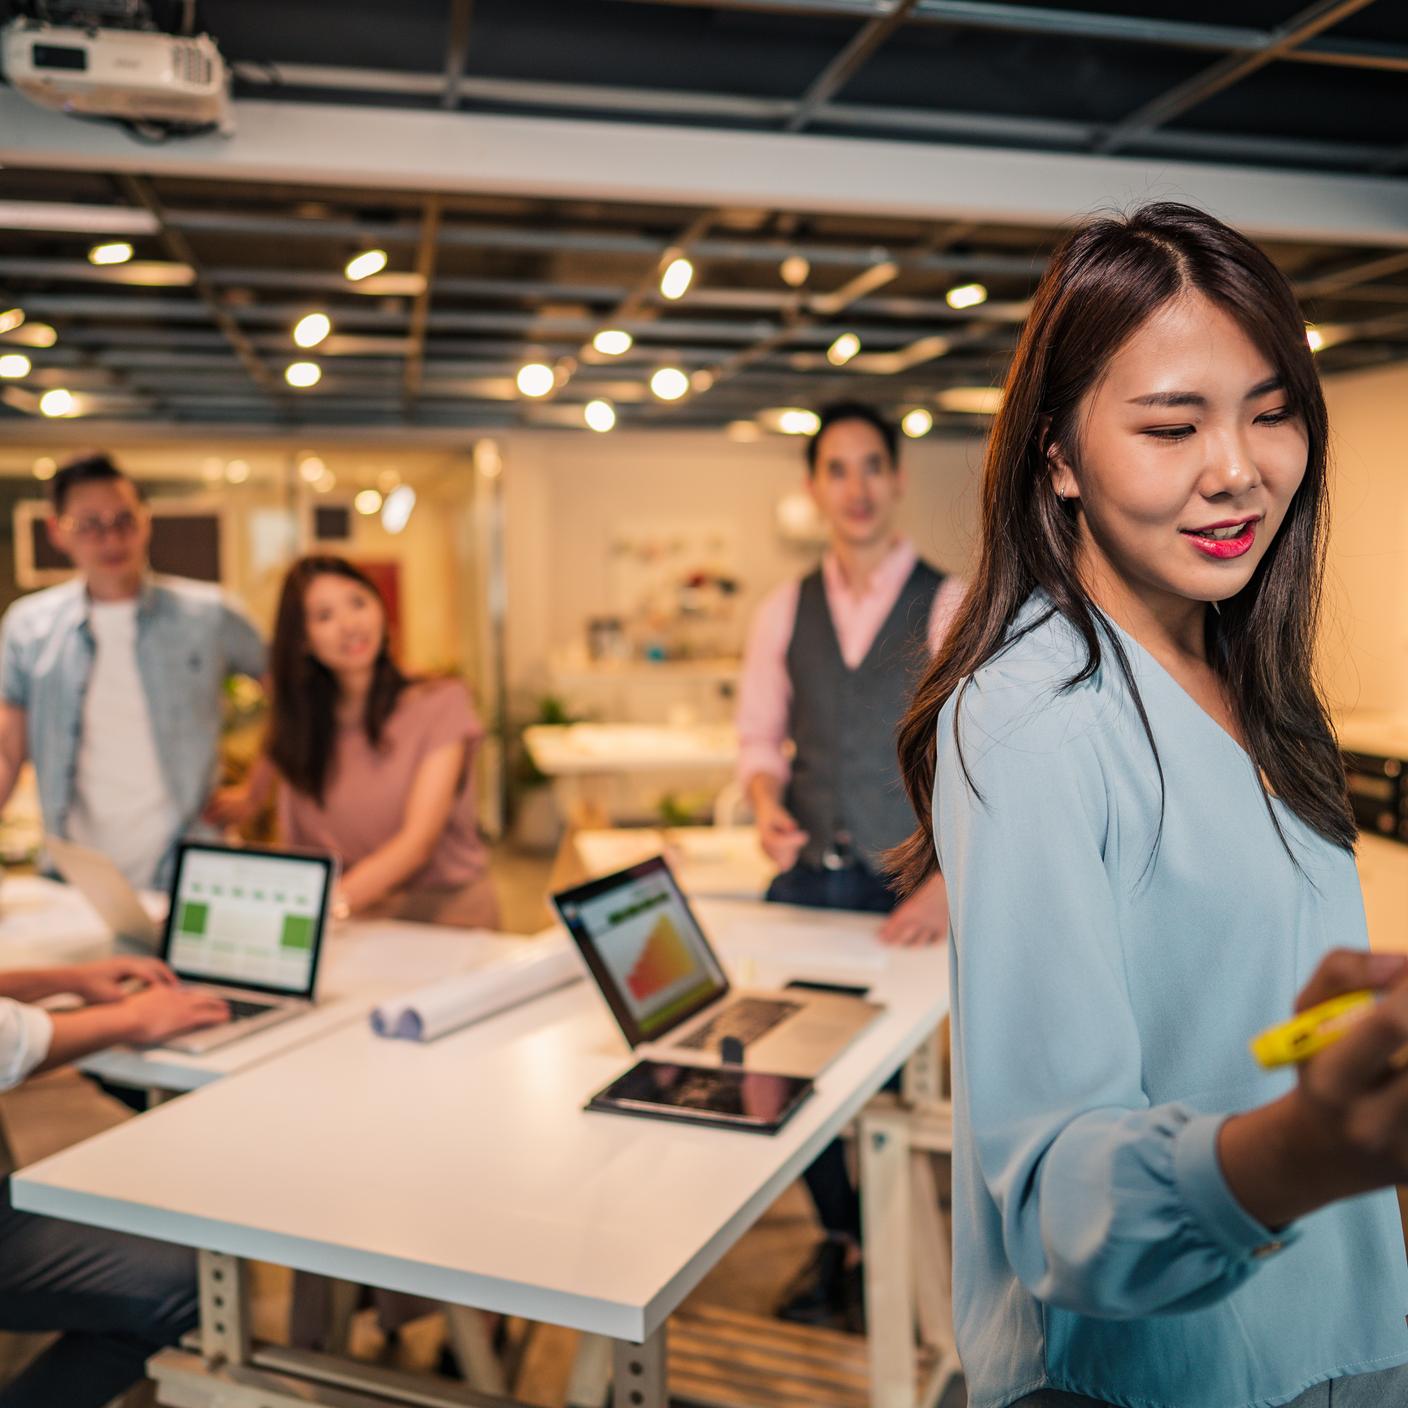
892,201,1353,895
267,555,409,804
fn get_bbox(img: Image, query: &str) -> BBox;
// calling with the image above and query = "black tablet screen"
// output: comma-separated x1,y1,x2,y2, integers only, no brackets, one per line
589,1061,813,1133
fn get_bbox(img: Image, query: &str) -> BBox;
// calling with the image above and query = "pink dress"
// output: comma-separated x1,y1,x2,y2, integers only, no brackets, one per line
278,679,499,929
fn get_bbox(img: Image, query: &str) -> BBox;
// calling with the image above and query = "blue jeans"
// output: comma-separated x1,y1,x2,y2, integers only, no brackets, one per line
766,861,897,1241
0,1176,198,1406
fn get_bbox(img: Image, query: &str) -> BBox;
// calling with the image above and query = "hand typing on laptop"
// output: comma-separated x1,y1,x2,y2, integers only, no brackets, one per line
118,984,231,1046
58,956,180,1004
0,960,230,1069
63,957,232,1047
55,957,231,1045
46,838,336,1054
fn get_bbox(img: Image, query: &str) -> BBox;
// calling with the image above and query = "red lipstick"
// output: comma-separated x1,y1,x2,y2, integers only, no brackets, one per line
1180,516,1259,561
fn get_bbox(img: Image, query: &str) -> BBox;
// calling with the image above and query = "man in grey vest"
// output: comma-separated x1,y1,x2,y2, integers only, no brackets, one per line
735,400,964,1328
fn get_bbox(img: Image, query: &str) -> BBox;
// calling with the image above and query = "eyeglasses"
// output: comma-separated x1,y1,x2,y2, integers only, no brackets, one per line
60,510,143,542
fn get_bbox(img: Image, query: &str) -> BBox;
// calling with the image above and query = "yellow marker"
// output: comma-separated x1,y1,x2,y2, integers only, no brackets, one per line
1250,990,1375,1069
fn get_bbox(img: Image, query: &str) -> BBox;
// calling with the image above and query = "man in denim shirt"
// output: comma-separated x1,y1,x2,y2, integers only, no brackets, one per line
0,453,265,888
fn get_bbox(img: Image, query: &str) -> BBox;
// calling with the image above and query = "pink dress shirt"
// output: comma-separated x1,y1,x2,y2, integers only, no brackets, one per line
735,538,966,786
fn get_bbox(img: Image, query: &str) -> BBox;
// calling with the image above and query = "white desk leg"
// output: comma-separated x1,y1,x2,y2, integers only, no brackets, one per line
566,1332,613,1408
910,1152,953,1355
861,1103,916,1408
900,1026,945,1108
612,1326,666,1408
198,1249,250,1366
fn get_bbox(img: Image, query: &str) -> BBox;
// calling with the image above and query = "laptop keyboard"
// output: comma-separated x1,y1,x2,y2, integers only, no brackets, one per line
224,998,276,1021
675,997,802,1052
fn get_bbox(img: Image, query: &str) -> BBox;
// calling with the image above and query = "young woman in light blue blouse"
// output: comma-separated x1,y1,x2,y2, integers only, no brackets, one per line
891,203,1408,1408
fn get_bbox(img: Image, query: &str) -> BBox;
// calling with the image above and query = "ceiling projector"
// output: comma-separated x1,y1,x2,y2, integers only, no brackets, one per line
1,17,233,133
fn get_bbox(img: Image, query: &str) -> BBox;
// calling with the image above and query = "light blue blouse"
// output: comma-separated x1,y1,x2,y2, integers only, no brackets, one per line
933,593,1408,1408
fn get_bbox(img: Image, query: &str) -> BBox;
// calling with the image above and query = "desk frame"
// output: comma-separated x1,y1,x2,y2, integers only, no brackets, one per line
140,1032,957,1408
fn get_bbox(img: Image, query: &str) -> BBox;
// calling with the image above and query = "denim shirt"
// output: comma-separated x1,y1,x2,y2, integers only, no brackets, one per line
0,575,266,887
935,594,1408,1408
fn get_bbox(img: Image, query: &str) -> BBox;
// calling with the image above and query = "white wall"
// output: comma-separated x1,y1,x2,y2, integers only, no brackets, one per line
499,429,987,699
1322,364,1408,718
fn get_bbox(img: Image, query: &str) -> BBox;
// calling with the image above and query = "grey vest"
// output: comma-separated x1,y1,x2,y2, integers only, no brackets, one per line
783,559,943,872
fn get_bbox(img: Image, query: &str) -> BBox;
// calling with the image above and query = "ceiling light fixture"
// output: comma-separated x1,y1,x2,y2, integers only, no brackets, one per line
298,454,326,484
902,408,934,438
345,249,389,282
285,361,322,388
15,323,57,349
584,399,616,432
354,488,383,516
778,408,820,436
88,241,134,267
0,308,24,335
659,257,694,301
945,282,988,310
517,362,555,397
1306,325,1325,353
381,485,417,534
650,367,689,401
293,312,332,349
0,353,31,379
225,459,250,484
39,388,75,418
592,329,633,356
780,254,810,288
33,457,57,481
827,332,861,367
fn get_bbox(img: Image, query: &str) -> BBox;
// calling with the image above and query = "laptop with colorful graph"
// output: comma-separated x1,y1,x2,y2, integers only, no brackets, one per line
552,856,881,1076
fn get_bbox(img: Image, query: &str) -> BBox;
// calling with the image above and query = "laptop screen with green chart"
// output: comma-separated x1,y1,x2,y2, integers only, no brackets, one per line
162,842,334,999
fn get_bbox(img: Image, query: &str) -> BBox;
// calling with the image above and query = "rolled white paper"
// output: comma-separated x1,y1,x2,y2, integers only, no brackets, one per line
371,936,582,1042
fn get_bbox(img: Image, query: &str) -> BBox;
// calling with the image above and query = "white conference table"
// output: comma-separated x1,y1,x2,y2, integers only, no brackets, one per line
0,870,551,1095
14,897,951,1408
83,920,544,1094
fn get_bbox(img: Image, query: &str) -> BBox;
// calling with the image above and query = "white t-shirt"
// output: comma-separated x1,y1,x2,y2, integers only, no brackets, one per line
66,599,179,887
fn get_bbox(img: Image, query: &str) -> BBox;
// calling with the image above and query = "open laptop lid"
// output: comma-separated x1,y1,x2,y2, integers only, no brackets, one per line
552,855,730,1048
161,841,335,1000
44,834,162,948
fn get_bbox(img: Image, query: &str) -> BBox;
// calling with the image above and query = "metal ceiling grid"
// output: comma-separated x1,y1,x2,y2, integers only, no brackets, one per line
0,0,1406,431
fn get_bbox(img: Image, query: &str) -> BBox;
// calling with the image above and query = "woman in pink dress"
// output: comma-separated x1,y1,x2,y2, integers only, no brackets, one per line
218,556,499,929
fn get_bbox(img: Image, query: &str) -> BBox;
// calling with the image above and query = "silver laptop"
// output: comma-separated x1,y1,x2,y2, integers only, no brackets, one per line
49,835,336,1054
553,856,882,1076
45,834,163,950
156,840,335,1053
